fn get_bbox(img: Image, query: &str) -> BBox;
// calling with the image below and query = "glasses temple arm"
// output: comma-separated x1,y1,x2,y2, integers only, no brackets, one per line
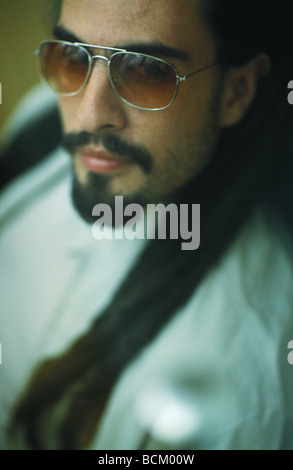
179,63,217,82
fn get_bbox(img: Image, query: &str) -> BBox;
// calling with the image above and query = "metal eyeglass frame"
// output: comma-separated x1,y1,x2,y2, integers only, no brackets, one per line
36,39,216,111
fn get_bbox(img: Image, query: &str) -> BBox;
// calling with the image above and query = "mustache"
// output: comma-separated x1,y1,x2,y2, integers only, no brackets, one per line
62,131,152,174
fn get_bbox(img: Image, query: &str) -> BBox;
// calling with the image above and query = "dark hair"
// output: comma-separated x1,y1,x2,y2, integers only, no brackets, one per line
9,0,293,449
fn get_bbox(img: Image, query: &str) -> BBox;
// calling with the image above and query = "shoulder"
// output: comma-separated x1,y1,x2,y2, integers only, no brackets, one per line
0,85,62,190
1,85,59,145
93,207,293,450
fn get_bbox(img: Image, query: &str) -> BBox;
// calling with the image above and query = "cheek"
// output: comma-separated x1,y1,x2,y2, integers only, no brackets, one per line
58,98,70,131
58,96,80,131
131,86,220,191
131,101,208,168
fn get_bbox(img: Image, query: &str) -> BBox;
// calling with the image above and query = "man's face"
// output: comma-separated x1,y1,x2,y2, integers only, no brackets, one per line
58,0,223,218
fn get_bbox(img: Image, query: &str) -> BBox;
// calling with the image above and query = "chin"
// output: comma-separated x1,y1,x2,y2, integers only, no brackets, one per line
70,171,148,225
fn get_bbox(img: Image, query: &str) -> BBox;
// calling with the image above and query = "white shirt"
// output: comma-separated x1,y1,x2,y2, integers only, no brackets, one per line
1,145,293,450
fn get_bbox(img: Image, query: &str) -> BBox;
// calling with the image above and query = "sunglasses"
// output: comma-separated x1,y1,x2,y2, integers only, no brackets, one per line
35,40,216,111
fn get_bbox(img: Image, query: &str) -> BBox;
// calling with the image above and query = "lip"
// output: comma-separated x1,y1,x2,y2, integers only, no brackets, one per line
80,147,133,174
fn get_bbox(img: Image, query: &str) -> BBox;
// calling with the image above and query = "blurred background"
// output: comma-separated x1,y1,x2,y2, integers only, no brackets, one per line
0,0,58,132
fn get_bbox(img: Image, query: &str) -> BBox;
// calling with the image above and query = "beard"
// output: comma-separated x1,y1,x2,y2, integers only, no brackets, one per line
70,169,155,225
64,132,154,224
63,78,224,226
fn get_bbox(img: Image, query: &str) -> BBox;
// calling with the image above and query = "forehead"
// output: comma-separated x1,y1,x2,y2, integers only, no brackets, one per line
60,0,214,60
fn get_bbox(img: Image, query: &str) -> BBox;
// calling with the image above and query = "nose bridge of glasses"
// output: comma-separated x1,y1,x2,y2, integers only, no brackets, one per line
85,54,115,95
91,54,110,66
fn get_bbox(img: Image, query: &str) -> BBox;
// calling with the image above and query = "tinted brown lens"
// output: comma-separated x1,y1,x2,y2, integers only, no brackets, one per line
39,42,89,94
110,53,177,109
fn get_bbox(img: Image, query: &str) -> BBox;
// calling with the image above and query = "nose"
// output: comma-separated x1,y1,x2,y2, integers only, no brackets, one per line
75,55,127,133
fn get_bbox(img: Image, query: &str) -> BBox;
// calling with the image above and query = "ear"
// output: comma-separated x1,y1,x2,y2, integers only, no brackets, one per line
219,54,271,128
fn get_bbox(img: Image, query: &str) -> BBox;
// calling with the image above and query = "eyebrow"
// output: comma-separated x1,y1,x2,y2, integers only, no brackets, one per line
53,25,192,62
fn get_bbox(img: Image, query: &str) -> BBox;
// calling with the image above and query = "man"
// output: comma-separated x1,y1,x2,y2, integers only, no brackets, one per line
0,0,293,450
